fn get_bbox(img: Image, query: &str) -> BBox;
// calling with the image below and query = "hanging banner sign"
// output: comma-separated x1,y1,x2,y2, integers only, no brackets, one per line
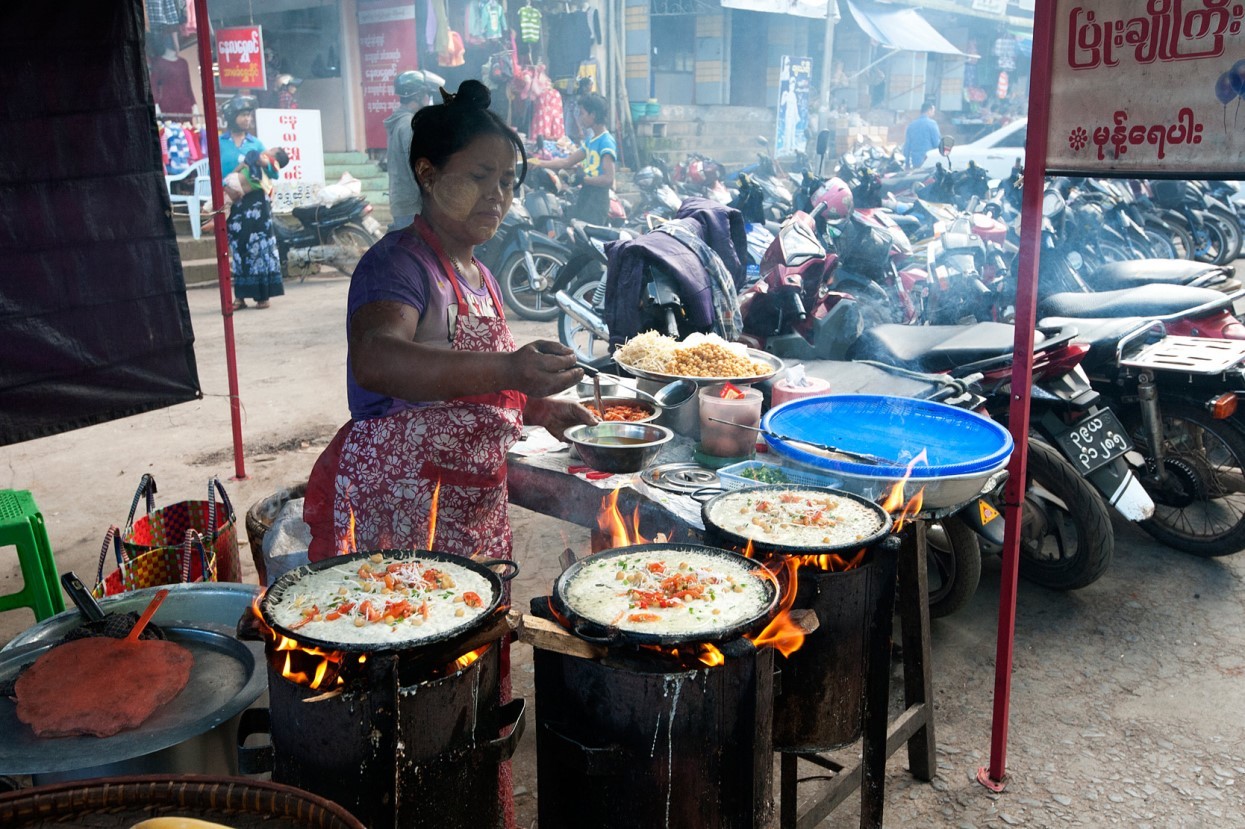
776,56,812,157
217,26,267,90
1047,0,1245,176
358,0,420,150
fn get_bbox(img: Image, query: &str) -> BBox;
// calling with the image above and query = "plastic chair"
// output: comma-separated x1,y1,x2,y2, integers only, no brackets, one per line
165,158,212,239
0,490,65,622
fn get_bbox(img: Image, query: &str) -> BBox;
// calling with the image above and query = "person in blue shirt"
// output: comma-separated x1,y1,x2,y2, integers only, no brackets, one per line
903,100,942,171
219,95,283,310
531,93,616,225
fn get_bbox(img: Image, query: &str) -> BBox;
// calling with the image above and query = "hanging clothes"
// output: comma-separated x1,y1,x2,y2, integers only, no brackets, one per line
431,0,452,55
518,3,541,44
545,12,593,81
163,122,190,174
438,30,466,67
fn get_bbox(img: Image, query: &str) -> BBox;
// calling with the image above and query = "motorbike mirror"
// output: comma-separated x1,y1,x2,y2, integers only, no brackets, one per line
940,136,956,154
757,135,770,147
816,129,831,157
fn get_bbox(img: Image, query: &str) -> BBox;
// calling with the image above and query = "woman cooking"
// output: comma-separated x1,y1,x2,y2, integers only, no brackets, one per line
304,79,592,565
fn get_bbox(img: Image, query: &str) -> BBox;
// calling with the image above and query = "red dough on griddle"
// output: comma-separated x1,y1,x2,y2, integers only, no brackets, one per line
14,637,193,738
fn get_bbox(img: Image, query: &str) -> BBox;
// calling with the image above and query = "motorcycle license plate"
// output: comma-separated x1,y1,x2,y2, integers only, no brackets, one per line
1052,410,1132,476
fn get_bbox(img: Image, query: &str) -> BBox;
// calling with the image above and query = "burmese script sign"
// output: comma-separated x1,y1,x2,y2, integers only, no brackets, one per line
1047,1,1245,176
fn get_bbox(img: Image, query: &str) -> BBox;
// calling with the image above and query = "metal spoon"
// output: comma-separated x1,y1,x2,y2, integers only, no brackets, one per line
592,373,605,421
705,418,895,466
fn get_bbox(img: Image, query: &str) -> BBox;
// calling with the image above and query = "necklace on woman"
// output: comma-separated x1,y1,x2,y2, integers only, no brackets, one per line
448,252,477,283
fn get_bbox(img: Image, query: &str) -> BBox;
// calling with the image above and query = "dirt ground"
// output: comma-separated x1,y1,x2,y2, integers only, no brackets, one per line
2,273,1243,827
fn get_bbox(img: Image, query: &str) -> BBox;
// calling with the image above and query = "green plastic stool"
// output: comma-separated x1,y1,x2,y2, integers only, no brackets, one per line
0,490,65,621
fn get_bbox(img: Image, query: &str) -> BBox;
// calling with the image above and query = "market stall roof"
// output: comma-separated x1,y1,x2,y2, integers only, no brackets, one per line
720,0,836,19
846,0,967,56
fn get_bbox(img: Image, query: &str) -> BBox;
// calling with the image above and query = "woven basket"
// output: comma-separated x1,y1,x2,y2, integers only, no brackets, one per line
245,482,307,585
0,775,364,828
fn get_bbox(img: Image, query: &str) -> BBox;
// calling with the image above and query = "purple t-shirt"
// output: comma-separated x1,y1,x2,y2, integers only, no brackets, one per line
346,227,501,420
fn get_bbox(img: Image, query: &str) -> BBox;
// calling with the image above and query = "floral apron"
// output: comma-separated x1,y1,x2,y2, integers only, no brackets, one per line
330,218,527,560
309,217,524,828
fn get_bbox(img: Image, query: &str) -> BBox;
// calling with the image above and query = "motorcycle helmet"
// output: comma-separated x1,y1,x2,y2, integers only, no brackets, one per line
633,166,664,191
221,95,258,128
685,157,706,186
394,69,445,101
275,74,302,90
812,176,854,221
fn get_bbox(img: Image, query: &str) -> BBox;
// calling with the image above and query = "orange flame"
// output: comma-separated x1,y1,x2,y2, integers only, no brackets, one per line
597,489,649,548
338,507,358,557
427,479,442,551
252,595,346,690
697,643,725,667
745,558,805,657
643,641,726,667
795,546,868,572
880,449,929,531
453,643,489,671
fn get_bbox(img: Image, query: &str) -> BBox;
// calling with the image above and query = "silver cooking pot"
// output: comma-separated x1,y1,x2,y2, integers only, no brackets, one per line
0,583,265,783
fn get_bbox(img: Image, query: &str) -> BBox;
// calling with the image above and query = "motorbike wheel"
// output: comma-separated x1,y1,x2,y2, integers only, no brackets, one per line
1131,403,1245,557
330,224,375,277
1017,440,1114,590
1208,207,1243,266
925,517,982,619
498,249,567,321
1144,219,1192,259
1192,220,1230,264
557,262,610,362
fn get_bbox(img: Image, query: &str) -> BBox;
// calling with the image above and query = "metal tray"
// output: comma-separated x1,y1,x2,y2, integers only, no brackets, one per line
616,348,783,385
0,626,266,775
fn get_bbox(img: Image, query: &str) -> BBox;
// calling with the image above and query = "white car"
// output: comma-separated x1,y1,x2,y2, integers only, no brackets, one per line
923,118,1028,183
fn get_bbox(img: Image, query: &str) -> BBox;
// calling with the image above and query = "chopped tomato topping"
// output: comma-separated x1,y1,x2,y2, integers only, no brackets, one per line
646,561,665,573
627,612,661,623
463,591,483,608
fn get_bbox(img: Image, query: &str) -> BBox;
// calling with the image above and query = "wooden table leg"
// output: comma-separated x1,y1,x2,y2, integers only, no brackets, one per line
898,520,936,781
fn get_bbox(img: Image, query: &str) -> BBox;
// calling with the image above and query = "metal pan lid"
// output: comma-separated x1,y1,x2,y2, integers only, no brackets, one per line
261,549,517,653
551,543,779,647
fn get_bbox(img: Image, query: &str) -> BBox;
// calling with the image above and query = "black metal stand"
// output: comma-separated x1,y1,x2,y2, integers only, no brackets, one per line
779,520,937,829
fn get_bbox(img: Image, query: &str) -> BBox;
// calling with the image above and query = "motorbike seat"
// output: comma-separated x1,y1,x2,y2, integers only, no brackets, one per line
1084,259,1232,291
292,198,364,224
576,221,630,243
1038,316,1157,371
887,213,922,237
1039,284,1234,320
850,322,1045,372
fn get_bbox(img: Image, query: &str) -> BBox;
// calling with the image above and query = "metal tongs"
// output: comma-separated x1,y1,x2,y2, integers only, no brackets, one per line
705,418,895,466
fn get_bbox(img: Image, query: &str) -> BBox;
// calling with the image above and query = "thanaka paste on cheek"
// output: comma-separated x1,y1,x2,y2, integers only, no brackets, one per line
431,173,481,221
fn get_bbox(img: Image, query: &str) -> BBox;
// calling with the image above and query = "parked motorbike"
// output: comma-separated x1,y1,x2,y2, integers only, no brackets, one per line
1035,315,1245,557
276,196,384,279
554,221,637,362
475,197,570,321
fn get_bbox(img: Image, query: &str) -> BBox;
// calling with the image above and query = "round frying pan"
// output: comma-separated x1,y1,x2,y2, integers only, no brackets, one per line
701,485,892,558
261,549,518,654
551,542,780,647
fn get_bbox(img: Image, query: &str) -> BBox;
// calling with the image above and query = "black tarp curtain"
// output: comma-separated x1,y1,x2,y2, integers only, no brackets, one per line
0,0,201,446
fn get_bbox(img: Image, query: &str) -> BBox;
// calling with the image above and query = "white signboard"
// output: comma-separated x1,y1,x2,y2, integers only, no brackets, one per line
256,108,326,212
1047,0,1245,176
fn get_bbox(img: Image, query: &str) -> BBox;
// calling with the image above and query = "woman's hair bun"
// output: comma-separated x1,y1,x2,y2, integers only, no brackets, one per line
444,79,491,111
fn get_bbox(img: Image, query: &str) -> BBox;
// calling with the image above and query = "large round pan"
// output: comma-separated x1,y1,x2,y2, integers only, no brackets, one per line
261,549,518,654
551,542,780,647
701,485,892,558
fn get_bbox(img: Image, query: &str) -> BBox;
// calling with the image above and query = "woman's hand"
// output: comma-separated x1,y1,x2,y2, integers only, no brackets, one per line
510,340,582,398
525,397,597,442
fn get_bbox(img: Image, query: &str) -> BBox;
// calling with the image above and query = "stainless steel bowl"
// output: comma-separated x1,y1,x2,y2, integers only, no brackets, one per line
576,376,619,398
563,423,674,473
576,396,662,424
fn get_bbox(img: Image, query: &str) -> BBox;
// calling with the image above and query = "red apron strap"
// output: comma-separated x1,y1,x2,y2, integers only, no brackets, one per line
411,216,507,320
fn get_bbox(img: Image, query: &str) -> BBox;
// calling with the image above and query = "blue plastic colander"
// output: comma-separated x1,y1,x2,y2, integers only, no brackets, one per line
761,394,1013,479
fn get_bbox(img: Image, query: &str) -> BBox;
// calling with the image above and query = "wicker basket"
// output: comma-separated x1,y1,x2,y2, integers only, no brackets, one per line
0,774,364,828
245,482,307,586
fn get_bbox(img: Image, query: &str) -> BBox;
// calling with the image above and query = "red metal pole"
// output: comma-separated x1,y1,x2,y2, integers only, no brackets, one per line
191,0,247,480
976,0,1058,791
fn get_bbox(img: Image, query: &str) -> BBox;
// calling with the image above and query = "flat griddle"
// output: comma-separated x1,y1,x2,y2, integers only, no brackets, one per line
0,627,265,776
